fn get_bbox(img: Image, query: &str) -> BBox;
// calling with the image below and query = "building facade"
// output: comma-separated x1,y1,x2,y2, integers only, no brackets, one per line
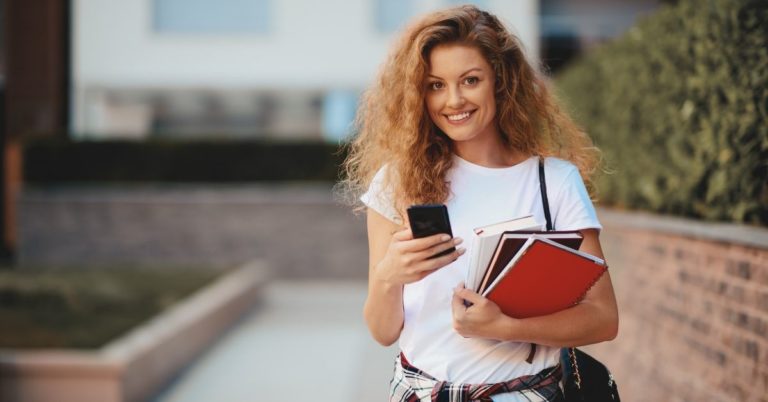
72,0,539,141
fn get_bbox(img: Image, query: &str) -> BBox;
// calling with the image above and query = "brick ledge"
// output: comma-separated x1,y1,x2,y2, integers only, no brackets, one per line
597,207,768,249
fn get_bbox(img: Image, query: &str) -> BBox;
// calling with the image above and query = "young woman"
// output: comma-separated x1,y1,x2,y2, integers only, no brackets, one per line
342,5,618,401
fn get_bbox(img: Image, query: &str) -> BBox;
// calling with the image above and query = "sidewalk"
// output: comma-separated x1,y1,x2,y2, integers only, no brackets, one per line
151,280,397,402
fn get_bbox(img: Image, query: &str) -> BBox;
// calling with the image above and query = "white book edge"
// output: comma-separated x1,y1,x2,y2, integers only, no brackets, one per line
466,219,542,290
473,214,538,236
481,234,606,296
465,235,483,289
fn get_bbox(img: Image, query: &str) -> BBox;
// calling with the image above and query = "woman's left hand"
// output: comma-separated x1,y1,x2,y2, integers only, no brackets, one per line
451,283,510,340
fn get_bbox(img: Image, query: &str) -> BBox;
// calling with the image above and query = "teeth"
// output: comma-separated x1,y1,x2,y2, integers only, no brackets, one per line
447,112,471,121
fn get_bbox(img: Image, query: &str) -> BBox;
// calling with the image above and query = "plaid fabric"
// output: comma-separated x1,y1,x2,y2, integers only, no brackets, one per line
390,353,563,402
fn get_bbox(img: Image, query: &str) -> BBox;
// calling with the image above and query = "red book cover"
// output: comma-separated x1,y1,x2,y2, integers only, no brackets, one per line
483,236,607,319
477,231,583,294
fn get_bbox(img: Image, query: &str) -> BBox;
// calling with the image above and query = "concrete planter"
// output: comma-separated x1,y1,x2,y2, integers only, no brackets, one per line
0,260,270,402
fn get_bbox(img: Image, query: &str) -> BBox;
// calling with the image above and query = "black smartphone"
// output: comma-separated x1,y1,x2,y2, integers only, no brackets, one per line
406,204,455,258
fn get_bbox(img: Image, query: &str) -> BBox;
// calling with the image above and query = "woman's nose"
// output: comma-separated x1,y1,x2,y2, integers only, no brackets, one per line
447,87,465,109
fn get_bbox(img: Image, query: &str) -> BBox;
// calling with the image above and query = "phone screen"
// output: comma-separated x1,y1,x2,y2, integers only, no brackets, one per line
407,204,455,258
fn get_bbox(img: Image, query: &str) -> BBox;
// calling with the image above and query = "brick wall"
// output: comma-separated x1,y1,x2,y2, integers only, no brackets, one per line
587,210,768,402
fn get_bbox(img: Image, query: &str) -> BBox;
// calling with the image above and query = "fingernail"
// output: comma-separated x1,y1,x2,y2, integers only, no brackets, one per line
458,248,466,255
453,237,463,245
441,234,451,241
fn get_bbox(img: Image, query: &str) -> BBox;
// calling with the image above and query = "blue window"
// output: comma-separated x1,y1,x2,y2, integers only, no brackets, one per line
374,0,413,33
153,0,270,34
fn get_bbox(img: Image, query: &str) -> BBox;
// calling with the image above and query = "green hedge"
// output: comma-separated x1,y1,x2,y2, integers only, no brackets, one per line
556,0,767,226
0,268,220,348
24,139,346,182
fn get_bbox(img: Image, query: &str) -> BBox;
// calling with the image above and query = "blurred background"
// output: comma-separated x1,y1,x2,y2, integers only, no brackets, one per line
0,0,766,401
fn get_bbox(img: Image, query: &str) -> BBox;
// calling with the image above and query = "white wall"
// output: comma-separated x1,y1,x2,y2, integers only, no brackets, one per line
72,0,538,135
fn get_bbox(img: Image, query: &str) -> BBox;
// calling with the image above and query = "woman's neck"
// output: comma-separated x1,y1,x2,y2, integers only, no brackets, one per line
453,139,528,168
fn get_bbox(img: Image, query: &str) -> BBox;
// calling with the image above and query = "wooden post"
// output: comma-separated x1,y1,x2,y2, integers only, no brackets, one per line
2,0,71,263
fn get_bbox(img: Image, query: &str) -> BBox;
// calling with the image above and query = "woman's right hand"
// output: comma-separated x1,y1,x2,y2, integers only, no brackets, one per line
373,227,465,285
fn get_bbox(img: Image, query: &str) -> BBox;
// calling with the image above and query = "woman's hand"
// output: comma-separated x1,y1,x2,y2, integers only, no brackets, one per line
373,227,465,286
451,283,511,340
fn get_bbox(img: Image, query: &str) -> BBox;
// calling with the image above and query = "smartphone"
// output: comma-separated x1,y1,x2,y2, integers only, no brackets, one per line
406,204,455,258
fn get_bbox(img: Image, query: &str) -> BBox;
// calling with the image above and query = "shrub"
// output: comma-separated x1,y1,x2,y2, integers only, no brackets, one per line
23,139,346,182
556,0,767,226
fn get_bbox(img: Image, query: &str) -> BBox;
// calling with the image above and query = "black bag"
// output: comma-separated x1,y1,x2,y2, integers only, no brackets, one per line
538,158,620,402
560,347,620,401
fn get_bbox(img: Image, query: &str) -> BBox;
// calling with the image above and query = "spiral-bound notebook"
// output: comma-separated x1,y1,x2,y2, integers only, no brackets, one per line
482,235,607,319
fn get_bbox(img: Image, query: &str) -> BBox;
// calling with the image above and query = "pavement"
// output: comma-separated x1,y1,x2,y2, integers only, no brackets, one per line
151,280,397,402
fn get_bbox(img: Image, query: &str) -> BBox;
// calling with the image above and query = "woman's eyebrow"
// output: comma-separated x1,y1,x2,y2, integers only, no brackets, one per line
427,67,484,80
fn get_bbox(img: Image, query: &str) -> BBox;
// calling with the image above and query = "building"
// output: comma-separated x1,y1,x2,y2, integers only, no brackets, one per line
71,0,539,141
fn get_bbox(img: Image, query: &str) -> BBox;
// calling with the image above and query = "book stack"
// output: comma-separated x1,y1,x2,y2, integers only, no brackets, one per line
466,215,607,318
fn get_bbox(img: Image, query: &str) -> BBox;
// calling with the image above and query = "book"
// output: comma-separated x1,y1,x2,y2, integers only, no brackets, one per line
465,215,542,291
482,235,607,319
476,231,583,294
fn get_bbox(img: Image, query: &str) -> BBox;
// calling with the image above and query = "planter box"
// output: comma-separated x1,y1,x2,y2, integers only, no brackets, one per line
0,260,270,402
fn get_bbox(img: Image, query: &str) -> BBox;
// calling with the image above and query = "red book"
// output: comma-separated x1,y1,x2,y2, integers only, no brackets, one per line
477,231,583,294
483,235,607,319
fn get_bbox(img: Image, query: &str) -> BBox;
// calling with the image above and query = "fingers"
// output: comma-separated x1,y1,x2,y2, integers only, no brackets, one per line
453,285,486,305
451,287,467,315
399,233,461,254
412,246,465,274
413,237,464,261
388,229,465,284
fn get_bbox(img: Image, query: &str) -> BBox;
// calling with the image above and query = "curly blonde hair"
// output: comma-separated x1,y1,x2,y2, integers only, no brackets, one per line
341,5,600,219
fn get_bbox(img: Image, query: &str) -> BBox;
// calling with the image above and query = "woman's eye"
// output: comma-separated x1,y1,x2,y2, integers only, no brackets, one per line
429,82,444,90
463,77,479,85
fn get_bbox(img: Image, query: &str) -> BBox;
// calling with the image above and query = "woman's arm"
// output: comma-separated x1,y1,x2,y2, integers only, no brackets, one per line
451,229,619,347
364,208,464,346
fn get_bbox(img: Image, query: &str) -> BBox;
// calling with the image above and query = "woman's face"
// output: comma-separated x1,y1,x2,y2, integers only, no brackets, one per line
424,43,498,145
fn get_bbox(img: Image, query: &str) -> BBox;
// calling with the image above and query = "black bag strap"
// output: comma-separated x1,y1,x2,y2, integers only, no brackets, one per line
524,157,553,365
540,157,587,387
538,157,553,231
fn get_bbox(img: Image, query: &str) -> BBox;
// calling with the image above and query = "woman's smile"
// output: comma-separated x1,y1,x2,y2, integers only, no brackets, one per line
445,110,476,123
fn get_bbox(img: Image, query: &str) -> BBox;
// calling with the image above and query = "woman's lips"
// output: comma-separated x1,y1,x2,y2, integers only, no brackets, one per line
444,110,475,124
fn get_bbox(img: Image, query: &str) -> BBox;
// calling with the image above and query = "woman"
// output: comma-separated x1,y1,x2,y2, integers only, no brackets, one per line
342,5,618,401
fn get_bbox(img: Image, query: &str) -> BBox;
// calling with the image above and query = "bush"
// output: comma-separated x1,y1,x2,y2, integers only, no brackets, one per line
23,139,346,183
556,0,767,226
0,268,221,348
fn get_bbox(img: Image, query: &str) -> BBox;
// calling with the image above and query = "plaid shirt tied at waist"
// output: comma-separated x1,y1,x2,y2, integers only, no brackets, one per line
390,353,563,402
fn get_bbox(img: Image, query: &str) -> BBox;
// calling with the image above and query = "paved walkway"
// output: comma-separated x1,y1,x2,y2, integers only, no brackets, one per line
151,280,397,402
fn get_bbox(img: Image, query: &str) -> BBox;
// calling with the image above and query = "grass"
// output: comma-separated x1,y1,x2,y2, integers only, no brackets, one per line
0,267,223,349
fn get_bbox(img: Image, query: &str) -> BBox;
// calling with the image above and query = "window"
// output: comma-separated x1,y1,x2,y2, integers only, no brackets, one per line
374,0,413,33
153,0,270,34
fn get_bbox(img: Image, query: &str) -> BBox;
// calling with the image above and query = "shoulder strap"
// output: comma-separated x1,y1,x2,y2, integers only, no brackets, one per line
538,157,553,231
525,157,553,365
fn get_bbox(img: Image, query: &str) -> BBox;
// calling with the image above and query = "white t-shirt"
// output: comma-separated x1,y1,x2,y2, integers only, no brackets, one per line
361,155,602,386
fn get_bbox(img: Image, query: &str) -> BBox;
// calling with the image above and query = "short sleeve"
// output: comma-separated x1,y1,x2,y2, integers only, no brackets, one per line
360,166,402,224
551,165,602,232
